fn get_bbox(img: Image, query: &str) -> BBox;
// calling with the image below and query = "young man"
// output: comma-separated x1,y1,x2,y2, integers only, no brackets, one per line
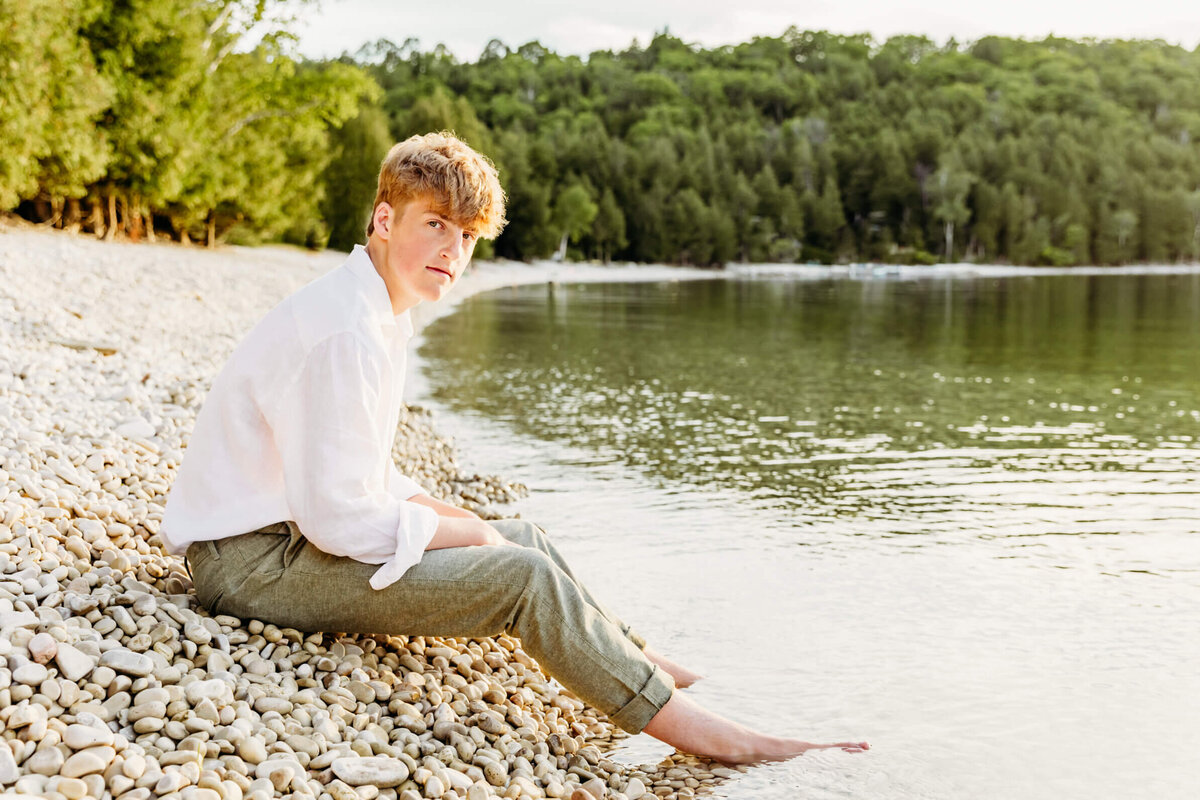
162,131,866,762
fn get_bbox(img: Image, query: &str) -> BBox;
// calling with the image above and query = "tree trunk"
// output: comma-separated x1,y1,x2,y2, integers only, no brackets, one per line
64,198,82,233
944,221,954,262
143,202,156,244
554,231,568,261
207,212,216,248
104,190,118,241
124,193,143,242
43,197,64,227
88,194,106,238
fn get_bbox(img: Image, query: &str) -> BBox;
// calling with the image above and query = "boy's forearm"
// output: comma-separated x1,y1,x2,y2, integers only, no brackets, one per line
408,493,481,520
424,515,505,550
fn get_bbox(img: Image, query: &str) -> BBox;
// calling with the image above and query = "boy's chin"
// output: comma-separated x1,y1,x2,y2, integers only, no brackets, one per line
419,283,454,302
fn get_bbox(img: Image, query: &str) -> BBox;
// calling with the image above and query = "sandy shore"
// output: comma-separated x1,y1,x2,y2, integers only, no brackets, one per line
0,226,730,800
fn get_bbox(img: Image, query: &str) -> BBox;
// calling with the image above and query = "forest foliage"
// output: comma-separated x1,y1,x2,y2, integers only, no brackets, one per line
3,3,1200,265
0,0,371,245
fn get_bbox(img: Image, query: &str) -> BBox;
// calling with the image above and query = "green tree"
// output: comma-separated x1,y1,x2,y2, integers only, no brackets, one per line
1113,209,1138,262
930,153,976,260
323,102,392,250
552,182,598,259
808,175,846,259
0,0,111,214
592,188,627,262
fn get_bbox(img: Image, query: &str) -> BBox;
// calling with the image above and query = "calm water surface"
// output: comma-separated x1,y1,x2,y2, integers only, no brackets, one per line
413,273,1200,799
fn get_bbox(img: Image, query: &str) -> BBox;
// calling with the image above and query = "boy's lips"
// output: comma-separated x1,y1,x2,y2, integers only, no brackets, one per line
426,265,453,279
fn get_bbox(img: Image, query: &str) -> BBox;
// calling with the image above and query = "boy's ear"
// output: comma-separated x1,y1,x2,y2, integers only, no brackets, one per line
372,202,392,238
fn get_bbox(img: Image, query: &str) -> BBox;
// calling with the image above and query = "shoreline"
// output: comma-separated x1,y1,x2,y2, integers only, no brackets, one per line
0,227,726,800
5,223,1195,799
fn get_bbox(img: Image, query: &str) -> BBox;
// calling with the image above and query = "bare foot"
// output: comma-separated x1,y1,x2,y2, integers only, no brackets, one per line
643,646,704,688
641,692,869,764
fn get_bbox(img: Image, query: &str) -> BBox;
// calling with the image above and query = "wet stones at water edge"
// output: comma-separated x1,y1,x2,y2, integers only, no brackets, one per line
0,230,736,800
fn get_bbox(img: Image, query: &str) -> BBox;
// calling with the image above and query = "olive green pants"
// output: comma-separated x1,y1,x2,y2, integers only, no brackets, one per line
186,518,674,733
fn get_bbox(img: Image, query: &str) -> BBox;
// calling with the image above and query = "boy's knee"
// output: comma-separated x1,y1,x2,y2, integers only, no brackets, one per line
489,518,542,546
507,546,554,579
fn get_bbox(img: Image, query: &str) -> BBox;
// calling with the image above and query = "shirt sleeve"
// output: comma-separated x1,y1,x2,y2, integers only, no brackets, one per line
389,463,428,500
268,332,439,590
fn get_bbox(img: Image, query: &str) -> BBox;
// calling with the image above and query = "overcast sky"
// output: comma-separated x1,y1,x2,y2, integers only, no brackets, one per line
290,0,1200,61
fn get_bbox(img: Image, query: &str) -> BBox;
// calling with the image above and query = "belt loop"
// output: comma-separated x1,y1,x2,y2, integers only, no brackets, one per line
206,539,220,560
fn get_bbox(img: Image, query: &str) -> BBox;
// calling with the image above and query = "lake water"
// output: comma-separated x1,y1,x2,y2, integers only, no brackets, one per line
412,272,1200,799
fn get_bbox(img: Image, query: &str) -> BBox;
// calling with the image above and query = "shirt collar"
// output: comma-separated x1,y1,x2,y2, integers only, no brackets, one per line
345,245,414,339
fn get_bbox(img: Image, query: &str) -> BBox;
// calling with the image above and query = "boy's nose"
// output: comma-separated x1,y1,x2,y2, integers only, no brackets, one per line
442,236,464,262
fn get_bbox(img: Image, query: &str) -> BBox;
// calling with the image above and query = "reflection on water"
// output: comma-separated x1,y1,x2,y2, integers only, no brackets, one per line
417,273,1200,799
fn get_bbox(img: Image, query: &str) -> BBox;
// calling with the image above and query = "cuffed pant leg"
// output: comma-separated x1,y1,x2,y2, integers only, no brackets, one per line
189,524,673,734
487,519,647,649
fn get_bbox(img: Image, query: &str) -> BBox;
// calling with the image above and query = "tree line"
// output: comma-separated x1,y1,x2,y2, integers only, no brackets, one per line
3,4,1200,265
0,0,370,246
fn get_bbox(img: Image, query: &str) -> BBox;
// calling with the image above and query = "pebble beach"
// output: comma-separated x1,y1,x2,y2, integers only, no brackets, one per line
0,224,731,800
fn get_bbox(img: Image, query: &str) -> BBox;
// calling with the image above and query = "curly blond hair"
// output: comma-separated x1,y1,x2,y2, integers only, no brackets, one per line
367,131,506,239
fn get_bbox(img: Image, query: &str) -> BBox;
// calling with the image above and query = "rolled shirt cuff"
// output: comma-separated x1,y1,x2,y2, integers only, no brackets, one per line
368,502,440,590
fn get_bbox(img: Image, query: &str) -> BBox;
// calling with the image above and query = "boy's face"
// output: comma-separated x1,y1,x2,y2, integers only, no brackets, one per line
371,195,478,312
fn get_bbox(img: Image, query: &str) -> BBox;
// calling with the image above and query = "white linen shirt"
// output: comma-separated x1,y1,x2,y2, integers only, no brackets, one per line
161,245,440,589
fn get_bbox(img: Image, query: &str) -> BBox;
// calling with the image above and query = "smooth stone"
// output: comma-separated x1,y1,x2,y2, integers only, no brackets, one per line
236,738,268,765
181,787,221,800
54,642,96,682
331,756,410,787
255,759,300,791
122,752,147,779
56,776,88,800
64,723,114,749
185,679,232,705
97,649,153,677
481,758,507,787
131,594,157,616
61,746,115,777
116,418,155,439
133,687,170,705
194,697,219,723
155,771,188,793
326,779,359,800
624,777,647,800
8,704,46,728
0,610,37,629
128,700,167,721
184,622,211,645
0,746,18,784
423,775,445,798
205,651,234,672
27,632,58,664
13,661,49,685
24,747,65,775
252,696,292,715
